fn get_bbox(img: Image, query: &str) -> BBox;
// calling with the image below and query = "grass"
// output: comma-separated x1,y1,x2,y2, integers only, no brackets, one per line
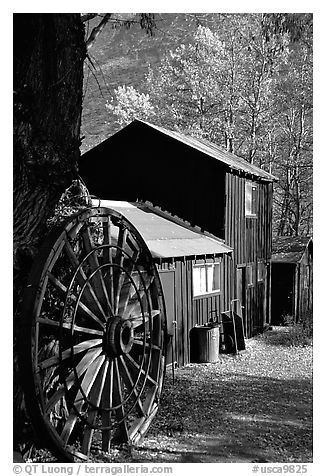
93,327,313,463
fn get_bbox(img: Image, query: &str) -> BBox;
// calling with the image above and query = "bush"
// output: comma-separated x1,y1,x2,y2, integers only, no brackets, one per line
281,310,313,346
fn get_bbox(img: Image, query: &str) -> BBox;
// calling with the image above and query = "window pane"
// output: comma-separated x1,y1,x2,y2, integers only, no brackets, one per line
213,263,221,291
193,265,207,296
245,182,257,216
252,186,257,215
193,266,201,296
245,182,252,215
200,266,206,293
206,265,214,292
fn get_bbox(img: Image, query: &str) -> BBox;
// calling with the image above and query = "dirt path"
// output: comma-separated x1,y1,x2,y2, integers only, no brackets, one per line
93,328,312,463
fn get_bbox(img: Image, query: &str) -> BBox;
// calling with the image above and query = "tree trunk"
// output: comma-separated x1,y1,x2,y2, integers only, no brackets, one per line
13,13,85,452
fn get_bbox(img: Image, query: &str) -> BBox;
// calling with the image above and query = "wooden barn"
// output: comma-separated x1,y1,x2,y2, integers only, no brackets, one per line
271,236,313,325
90,199,233,366
80,119,276,345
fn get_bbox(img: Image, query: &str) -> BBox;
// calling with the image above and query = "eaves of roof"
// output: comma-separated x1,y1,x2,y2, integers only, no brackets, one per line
136,120,278,182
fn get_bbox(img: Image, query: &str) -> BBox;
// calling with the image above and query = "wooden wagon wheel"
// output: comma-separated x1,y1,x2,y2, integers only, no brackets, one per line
20,207,167,462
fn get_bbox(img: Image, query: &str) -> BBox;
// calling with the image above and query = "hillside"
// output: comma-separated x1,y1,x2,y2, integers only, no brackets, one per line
81,13,217,152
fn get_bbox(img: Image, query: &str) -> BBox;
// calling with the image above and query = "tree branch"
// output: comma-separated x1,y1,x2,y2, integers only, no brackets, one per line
85,13,112,50
81,13,98,23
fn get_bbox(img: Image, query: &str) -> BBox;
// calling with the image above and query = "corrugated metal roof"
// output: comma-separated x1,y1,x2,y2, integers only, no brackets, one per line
272,236,312,264
91,199,233,259
136,120,277,182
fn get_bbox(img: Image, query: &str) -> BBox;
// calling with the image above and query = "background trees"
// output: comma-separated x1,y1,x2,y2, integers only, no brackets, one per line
107,13,312,236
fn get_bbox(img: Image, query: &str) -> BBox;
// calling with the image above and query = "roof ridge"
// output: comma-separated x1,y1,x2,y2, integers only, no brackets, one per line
134,119,277,182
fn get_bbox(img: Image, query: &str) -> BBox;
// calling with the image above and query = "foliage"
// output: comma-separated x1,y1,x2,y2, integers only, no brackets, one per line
107,14,313,236
280,311,313,347
262,14,313,44
270,41,313,236
46,179,91,228
106,85,155,125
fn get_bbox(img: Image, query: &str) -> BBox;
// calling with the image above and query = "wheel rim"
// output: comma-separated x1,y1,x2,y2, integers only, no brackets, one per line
20,207,167,461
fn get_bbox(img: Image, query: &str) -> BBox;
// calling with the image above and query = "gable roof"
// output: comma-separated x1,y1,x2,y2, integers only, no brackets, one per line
81,119,277,182
133,120,277,181
272,236,313,264
91,199,233,259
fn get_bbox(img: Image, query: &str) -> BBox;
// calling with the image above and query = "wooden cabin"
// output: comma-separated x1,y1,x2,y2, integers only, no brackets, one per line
271,236,313,325
91,199,233,366
80,119,276,341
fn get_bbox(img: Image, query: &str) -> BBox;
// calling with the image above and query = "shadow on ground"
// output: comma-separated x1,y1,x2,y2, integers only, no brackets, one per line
129,370,312,463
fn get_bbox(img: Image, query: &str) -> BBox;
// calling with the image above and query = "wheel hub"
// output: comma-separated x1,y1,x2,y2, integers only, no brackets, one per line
103,316,134,357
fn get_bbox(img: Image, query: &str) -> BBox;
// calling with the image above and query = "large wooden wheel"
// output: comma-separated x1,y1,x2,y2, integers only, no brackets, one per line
20,207,167,462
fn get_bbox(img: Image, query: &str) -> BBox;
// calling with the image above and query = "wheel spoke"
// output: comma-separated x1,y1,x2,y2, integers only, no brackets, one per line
113,227,128,314
60,354,105,445
101,358,114,452
102,220,115,308
38,339,102,371
124,274,154,318
129,309,160,329
47,272,105,329
36,317,104,336
63,238,106,320
81,359,109,455
124,354,158,387
45,347,104,413
115,249,140,316
82,226,111,315
112,357,129,442
118,356,145,416
133,339,161,352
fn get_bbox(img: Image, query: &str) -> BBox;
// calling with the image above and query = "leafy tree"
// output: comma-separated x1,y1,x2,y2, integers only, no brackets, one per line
108,14,312,236
106,85,155,125
271,41,313,236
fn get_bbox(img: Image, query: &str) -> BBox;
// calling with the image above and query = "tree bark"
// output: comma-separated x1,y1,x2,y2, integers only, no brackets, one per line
13,13,85,451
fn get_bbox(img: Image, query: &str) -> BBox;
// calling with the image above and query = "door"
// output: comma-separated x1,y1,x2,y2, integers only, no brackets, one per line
236,266,247,336
158,270,176,366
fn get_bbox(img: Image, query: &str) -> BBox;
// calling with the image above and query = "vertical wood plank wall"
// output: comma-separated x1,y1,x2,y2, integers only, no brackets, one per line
297,248,313,321
157,253,232,366
225,172,273,337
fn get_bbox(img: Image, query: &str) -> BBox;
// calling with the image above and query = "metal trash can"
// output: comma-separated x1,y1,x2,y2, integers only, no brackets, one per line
190,325,220,363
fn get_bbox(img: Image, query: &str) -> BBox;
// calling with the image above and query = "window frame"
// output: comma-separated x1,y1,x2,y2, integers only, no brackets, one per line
192,261,221,299
245,181,258,217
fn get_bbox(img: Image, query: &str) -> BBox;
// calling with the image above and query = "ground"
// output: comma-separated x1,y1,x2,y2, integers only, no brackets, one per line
31,327,313,463
92,327,313,463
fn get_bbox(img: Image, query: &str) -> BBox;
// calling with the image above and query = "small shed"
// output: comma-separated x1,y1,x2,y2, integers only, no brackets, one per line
92,199,233,366
271,236,313,324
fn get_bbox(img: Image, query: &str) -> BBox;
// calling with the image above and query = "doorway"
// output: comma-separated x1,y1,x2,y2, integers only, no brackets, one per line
236,266,247,336
158,270,177,366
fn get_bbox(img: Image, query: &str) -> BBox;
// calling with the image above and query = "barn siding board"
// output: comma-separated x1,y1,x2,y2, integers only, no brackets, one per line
162,254,230,365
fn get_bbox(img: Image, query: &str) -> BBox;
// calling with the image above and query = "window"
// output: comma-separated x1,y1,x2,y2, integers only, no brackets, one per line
245,181,257,217
247,264,254,287
193,262,221,297
257,261,265,282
